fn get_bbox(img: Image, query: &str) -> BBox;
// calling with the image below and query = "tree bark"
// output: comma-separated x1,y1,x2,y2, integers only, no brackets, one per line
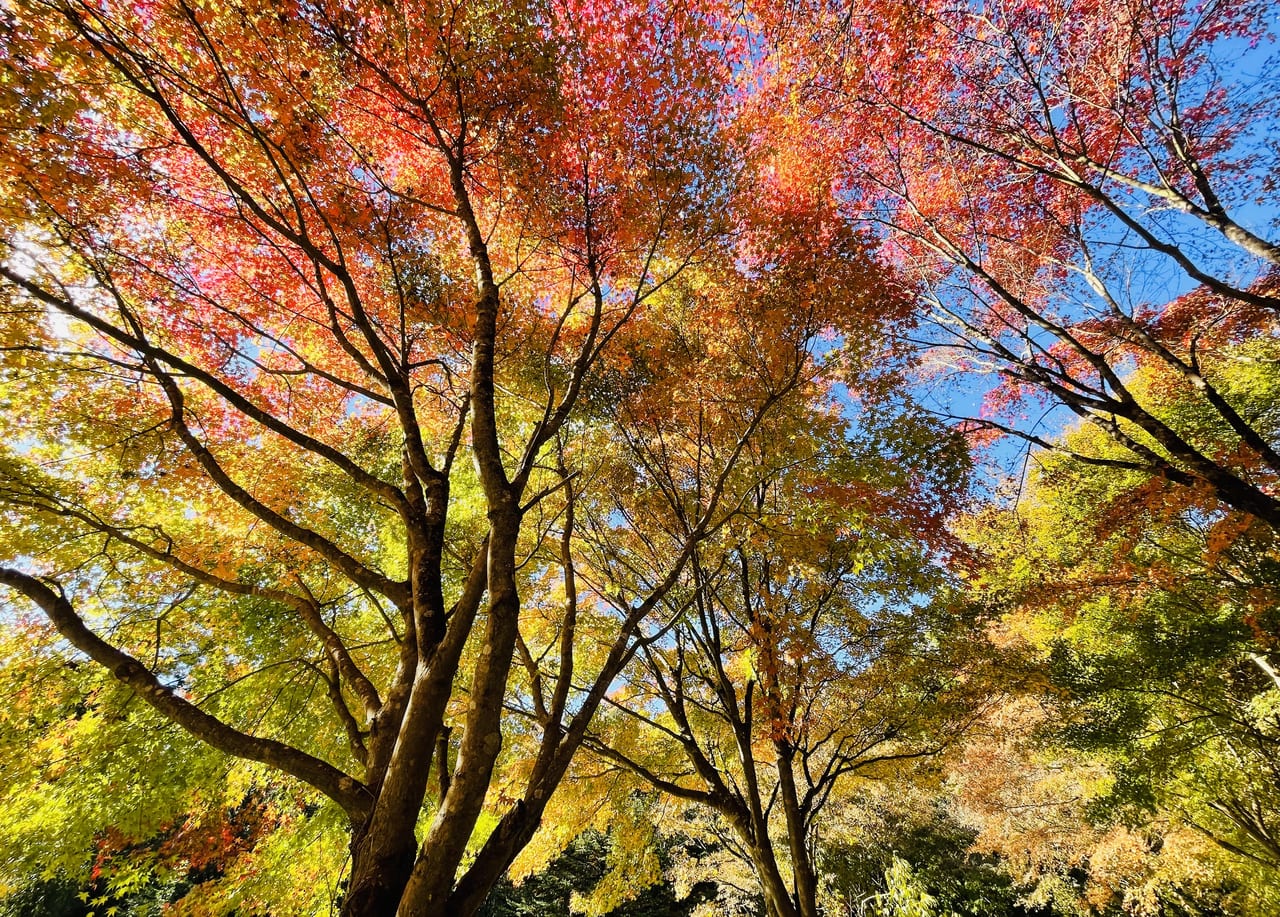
775,743,819,917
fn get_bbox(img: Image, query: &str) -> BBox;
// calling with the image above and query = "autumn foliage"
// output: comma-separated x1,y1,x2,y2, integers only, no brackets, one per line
0,0,1277,915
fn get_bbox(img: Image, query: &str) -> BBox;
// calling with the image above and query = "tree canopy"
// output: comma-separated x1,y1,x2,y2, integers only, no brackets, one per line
0,0,1277,915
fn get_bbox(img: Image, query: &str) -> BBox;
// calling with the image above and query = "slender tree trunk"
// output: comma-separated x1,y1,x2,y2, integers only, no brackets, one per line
748,843,802,917
725,808,801,917
775,743,819,917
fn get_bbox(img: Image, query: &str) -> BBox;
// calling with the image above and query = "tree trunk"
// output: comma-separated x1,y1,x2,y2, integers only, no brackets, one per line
749,844,801,917
775,743,820,917
397,505,524,916
727,809,801,917
342,828,416,917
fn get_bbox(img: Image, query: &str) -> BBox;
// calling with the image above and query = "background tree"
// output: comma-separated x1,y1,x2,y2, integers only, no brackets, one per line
768,0,1280,527
573,396,976,917
951,342,1280,914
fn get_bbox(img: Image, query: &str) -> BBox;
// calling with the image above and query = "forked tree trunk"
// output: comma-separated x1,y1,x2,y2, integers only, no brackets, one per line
731,813,801,917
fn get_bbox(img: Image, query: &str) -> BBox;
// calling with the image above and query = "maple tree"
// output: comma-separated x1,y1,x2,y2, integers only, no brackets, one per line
0,0,905,913
770,0,1280,528
575,406,977,917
